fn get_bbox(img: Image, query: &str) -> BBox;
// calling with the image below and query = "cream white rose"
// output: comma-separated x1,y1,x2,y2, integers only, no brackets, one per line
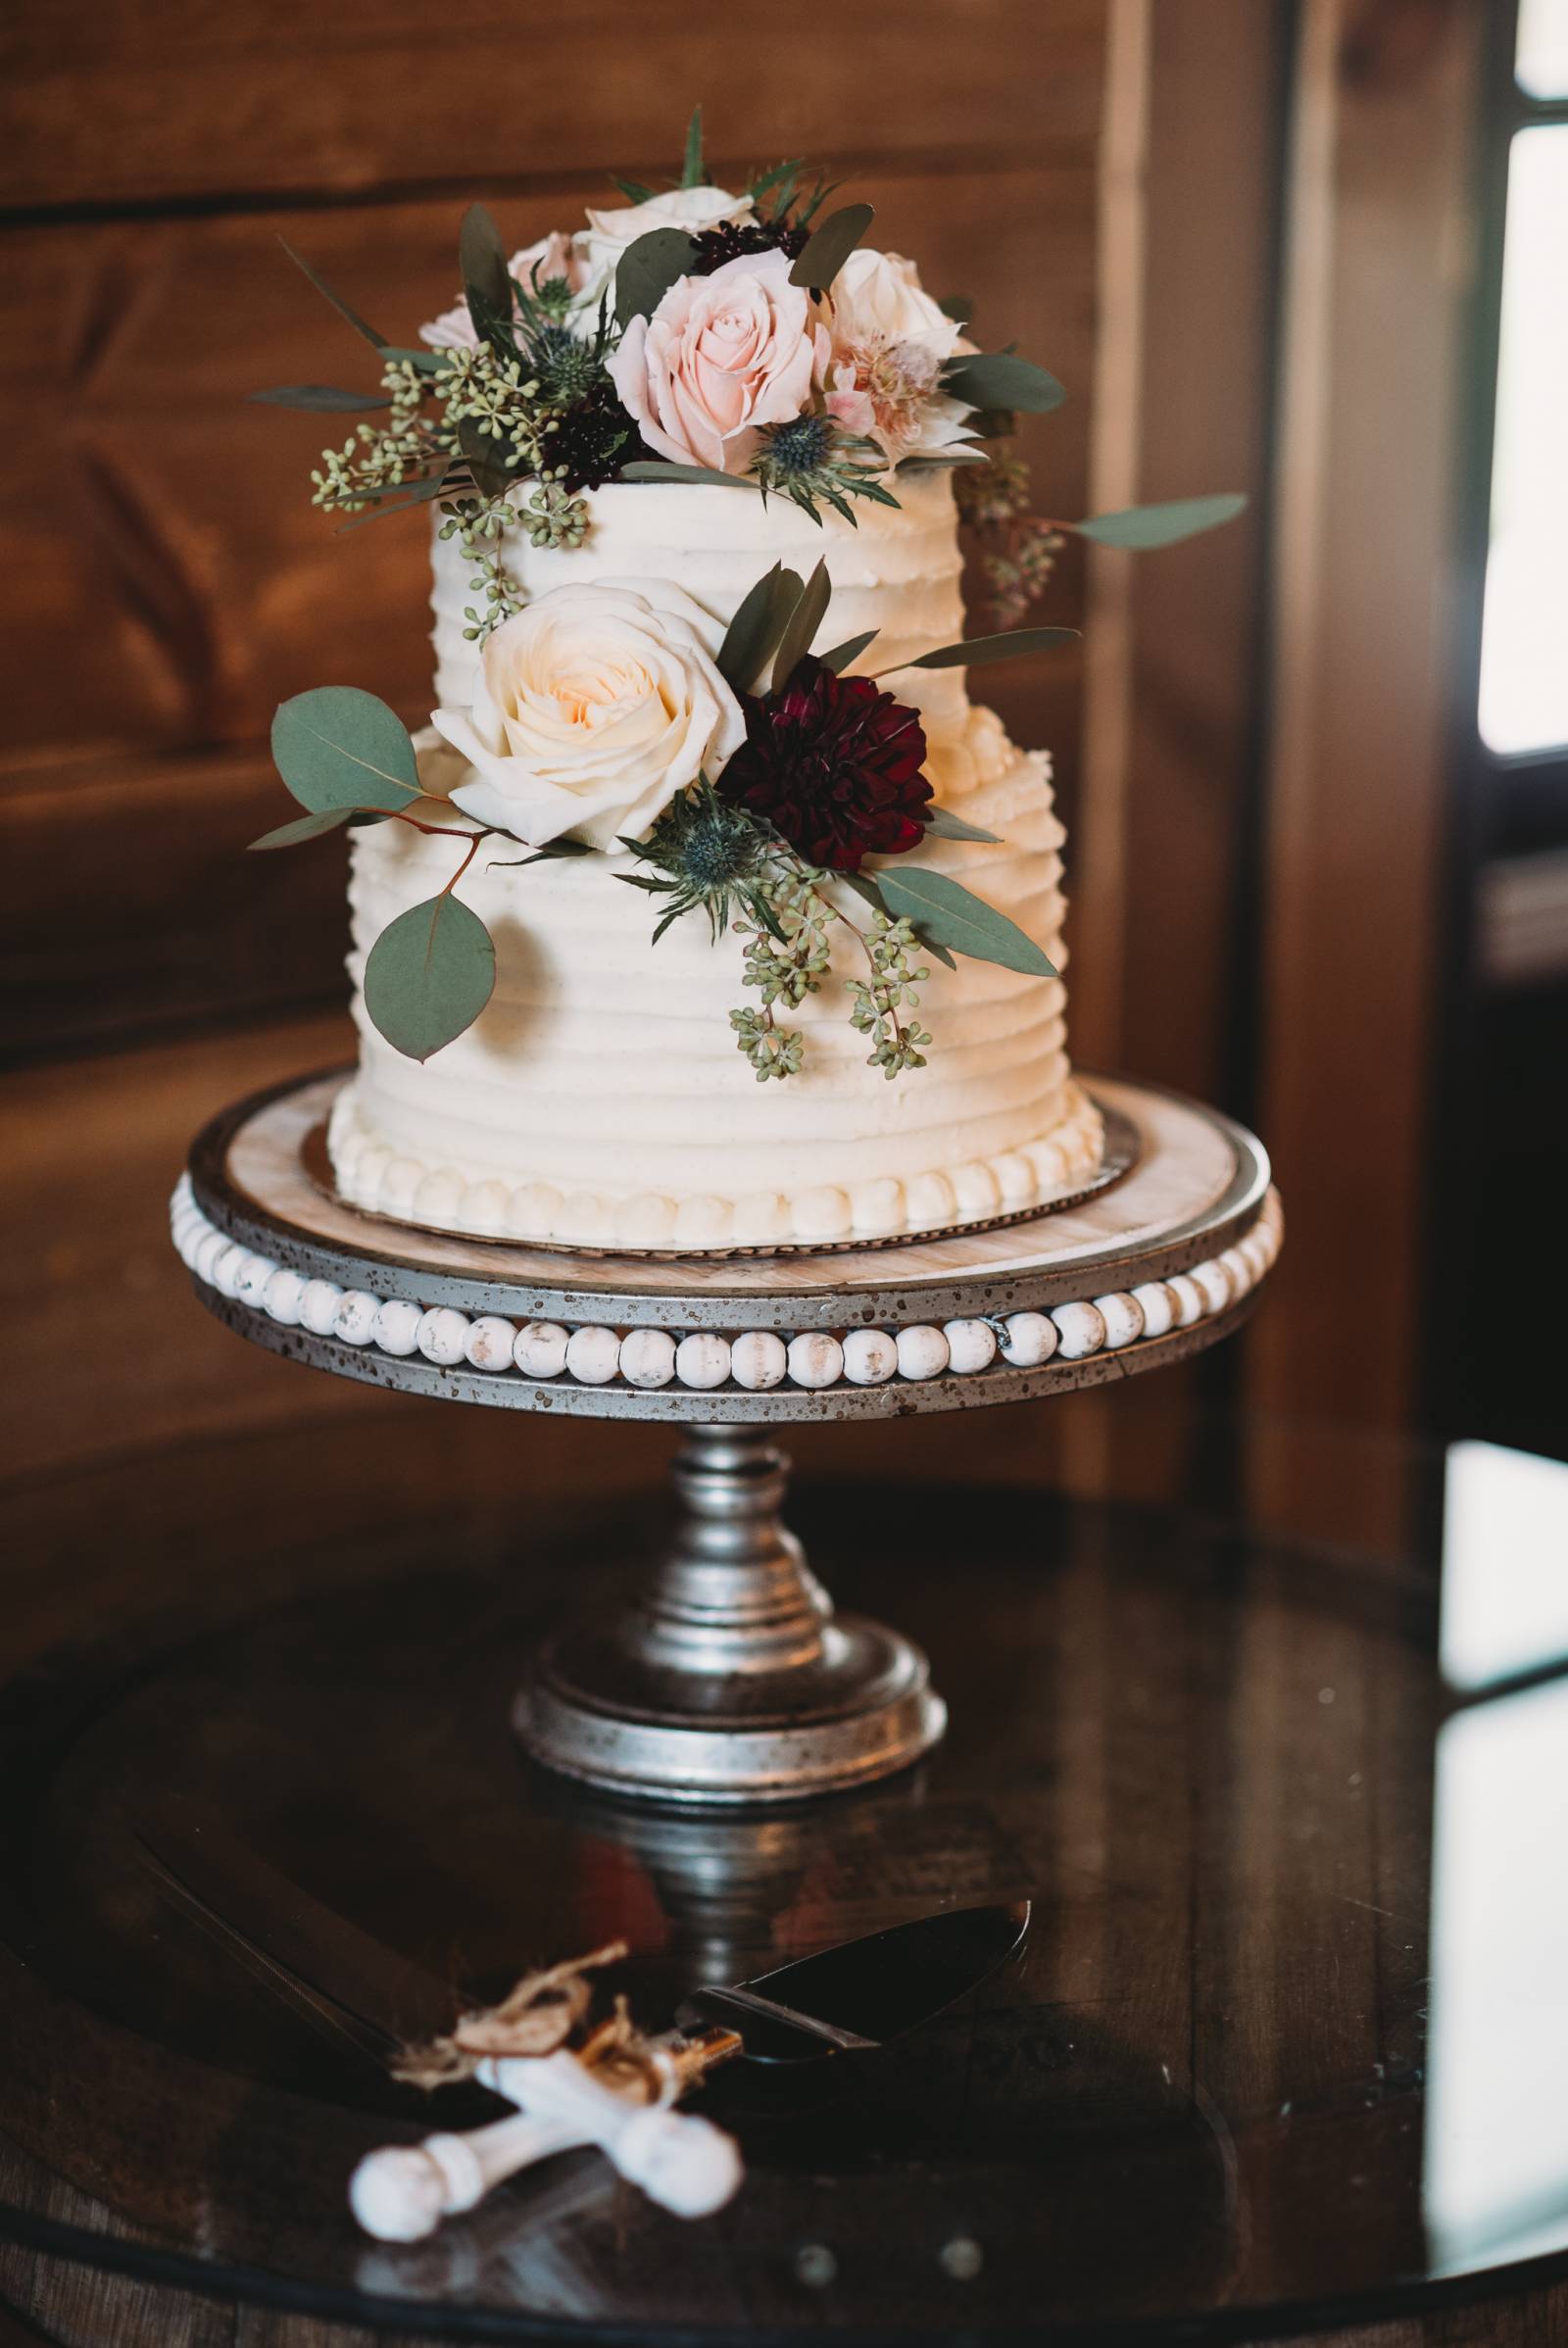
823,247,977,465
580,185,755,285
430,579,745,850
419,231,597,352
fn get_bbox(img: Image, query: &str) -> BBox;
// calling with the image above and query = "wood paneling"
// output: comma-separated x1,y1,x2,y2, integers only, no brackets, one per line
1076,0,1282,1107
1252,0,1481,1473
0,0,1103,212
1,159,1098,1055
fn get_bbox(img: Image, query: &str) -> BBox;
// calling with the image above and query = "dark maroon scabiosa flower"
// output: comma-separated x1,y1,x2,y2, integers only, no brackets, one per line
688,219,809,275
717,657,933,872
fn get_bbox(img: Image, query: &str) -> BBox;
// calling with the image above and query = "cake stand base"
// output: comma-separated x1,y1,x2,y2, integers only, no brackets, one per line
176,1068,1281,1806
514,1424,943,1803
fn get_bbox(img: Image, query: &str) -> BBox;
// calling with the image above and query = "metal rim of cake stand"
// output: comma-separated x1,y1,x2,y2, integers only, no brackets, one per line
178,1070,1279,1805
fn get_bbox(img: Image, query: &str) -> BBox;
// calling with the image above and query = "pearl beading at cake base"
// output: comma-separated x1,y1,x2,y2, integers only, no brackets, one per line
326,1081,1107,1254
170,1176,1282,1396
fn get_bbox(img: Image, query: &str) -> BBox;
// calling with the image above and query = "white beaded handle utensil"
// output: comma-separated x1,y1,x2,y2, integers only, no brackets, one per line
351,2043,743,2238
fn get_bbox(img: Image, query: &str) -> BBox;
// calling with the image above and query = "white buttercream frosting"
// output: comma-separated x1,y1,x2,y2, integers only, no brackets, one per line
333,472,1101,1251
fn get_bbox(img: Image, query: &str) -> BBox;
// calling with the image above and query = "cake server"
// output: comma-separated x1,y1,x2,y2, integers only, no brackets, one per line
138,1799,1028,2236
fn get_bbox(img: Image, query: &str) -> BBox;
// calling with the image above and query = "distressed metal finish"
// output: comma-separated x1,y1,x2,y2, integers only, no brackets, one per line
514,1425,945,1802
180,1067,1277,1801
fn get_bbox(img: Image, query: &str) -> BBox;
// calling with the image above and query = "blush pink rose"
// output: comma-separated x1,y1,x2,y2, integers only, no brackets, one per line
608,250,829,474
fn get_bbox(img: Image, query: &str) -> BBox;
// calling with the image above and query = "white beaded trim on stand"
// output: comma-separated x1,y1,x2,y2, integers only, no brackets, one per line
170,1177,1283,1395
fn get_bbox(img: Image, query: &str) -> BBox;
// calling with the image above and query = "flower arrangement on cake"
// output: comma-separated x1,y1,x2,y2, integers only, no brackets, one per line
248,111,1243,1252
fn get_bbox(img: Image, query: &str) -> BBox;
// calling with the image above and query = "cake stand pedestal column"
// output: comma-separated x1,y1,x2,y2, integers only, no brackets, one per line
173,1068,1280,1806
517,1423,943,1801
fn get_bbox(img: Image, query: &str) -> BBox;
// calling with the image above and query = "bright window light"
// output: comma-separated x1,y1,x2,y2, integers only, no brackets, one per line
1478,128,1568,757
1517,0,1568,98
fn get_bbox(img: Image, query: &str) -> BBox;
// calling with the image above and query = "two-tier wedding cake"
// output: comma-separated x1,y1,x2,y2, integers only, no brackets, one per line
254,121,1236,1253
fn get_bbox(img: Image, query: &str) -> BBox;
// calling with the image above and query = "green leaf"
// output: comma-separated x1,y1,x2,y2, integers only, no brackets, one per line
890,625,1078,674
270,687,421,815
375,346,455,374
249,385,391,413
819,628,878,674
460,202,516,347
1072,492,1249,549
335,472,451,530
277,236,388,351
681,103,705,188
363,893,496,1062
487,836,595,866
938,294,975,326
942,352,1065,415
248,807,357,851
771,558,832,692
747,157,803,202
457,417,521,499
610,173,655,204
717,562,807,692
842,869,956,966
876,866,1056,976
620,460,760,491
614,228,699,329
789,202,874,292
921,804,1001,844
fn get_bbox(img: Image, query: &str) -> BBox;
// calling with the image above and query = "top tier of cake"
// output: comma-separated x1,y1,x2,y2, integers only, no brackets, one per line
430,467,970,737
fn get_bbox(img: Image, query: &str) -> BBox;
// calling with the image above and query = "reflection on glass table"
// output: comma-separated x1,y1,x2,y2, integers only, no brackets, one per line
1427,1438,1568,2274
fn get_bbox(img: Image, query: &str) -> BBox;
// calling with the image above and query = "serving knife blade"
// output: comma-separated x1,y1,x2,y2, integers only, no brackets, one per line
140,1794,1029,2072
675,1899,1031,2061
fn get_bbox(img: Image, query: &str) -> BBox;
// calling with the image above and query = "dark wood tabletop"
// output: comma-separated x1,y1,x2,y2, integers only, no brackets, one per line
3,1368,1568,2347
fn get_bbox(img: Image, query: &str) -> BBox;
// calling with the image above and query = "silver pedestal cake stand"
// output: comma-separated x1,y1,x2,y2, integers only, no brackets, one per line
171,1070,1280,1806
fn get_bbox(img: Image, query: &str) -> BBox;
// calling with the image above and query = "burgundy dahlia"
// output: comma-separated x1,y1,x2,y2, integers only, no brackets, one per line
718,657,932,872
688,219,809,275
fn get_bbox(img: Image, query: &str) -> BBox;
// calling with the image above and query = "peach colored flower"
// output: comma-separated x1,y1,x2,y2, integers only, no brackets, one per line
608,250,829,475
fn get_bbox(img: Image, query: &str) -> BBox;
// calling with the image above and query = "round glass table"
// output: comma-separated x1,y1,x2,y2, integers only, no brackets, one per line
1,1398,1566,2345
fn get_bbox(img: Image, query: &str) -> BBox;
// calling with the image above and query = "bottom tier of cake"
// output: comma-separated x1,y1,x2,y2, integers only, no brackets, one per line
328,723,1103,1253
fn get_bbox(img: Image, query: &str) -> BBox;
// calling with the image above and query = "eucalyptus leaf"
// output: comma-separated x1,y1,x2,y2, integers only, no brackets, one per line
717,562,805,692
335,472,451,530
938,294,975,325
942,351,1065,415
458,417,520,499
1072,492,1249,548
270,687,421,815
620,461,760,491
842,868,957,967
614,228,699,329
921,805,1002,844
789,202,874,292
248,807,356,851
610,174,656,204
277,237,388,351
249,385,391,413
889,625,1078,675
363,893,496,1062
819,628,878,675
376,346,455,373
876,866,1056,977
460,202,514,345
770,558,832,692
681,103,705,188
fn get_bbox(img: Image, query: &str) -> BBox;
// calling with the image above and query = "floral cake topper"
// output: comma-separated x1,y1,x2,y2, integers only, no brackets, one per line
252,109,1245,1078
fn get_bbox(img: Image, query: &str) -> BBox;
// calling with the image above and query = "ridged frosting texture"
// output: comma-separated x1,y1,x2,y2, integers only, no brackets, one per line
332,473,1102,1250
431,469,971,739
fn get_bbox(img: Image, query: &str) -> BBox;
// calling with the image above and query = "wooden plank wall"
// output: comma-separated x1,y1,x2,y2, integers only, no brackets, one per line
0,1,1106,1061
